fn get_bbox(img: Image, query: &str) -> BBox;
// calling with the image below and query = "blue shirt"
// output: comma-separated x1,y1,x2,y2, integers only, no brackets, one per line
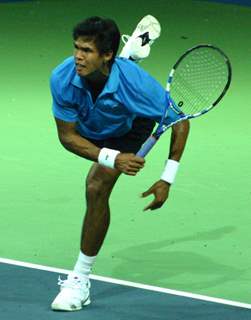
50,56,177,140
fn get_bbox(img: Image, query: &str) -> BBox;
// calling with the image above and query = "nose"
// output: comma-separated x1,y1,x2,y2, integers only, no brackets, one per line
75,49,84,61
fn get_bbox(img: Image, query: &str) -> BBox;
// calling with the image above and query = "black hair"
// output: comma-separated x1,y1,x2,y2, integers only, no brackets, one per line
73,16,121,66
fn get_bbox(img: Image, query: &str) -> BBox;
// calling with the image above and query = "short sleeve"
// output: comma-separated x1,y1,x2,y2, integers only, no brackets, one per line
162,92,184,126
117,60,182,125
50,73,78,122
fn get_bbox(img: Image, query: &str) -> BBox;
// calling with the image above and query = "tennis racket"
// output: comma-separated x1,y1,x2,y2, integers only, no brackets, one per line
136,44,232,157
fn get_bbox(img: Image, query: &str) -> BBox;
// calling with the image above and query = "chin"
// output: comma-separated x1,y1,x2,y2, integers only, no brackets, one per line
77,70,89,77
75,65,89,76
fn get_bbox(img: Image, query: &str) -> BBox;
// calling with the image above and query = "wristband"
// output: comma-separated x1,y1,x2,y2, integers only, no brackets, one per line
161,159,180,184
98,148,120,169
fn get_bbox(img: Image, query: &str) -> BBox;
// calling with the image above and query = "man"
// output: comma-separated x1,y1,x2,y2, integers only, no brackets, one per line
50,15,189,311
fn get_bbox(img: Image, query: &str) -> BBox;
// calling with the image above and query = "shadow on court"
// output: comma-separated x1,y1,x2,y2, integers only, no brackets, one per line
112,226,246,290
0,262,250,320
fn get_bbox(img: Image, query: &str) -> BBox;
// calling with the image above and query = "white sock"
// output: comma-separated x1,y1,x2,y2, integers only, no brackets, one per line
73,251,96,281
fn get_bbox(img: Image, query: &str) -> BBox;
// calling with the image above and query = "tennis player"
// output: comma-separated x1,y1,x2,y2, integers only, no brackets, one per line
50,15,190,311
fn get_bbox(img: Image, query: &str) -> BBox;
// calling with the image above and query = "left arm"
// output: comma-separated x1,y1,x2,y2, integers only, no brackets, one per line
142,119,190,211
167,119,190,162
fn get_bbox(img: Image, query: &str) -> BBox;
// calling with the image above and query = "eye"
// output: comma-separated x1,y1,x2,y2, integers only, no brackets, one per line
82,47,92,53
73,43,93,53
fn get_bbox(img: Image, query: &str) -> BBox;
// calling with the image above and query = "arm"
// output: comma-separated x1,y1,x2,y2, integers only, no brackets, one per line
142,119,190,211
54,117,145,175
54,117,100,161
167,119,190,162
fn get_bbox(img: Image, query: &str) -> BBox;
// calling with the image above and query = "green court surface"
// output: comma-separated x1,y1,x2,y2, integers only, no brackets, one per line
1,0,251,307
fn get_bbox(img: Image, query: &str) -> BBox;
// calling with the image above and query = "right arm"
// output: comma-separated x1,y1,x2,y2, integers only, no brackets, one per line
54,117,145,175
54,117,100,161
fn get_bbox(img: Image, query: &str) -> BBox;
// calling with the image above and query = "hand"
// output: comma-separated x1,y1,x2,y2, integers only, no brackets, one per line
141,180,170,211
115,153,145,175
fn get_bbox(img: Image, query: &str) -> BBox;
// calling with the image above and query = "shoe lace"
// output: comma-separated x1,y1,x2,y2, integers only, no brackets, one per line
58,275,90,290
121,34,130,44
122,32,151,47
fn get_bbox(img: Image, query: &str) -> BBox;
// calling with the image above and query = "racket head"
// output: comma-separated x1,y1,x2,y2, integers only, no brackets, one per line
166,44,232,118
136,45,232,158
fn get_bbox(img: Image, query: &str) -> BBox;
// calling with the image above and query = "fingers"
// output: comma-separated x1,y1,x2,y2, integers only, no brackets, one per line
132,155,145,164
125,161,144,176
141,188,152,197
129,162,144,170
126,170,140,176
143,199,164,211
121,166,142,176
127,156,145,170
115,153,145,175
141,180,170,211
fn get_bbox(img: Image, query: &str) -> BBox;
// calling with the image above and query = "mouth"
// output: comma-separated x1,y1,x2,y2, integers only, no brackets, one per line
76,63,86,72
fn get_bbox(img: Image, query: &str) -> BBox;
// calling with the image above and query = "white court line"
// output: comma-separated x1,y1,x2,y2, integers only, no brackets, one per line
1,257,251,310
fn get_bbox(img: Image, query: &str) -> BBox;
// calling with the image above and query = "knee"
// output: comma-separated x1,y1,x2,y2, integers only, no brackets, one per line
86,177,113,200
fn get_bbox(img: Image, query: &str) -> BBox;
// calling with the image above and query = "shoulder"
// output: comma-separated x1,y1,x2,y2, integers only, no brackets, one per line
50,56,76,93
114,57,165,93
115,57,150,79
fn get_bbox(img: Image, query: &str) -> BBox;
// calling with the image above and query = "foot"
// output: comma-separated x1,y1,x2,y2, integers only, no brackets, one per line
51,273,91,311
120,14,161,61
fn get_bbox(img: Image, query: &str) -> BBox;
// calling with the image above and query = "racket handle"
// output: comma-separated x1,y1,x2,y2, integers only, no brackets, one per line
136,136,157,158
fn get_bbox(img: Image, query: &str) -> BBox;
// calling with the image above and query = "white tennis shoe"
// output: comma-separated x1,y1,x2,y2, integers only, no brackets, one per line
51,273,91,311
120,14,161,61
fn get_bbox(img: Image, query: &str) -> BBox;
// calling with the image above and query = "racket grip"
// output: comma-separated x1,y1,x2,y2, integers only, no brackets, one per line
136,136,157,158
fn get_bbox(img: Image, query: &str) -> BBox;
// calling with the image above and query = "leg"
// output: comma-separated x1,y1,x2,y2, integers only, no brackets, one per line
51,119,154,311
51,163,120,312
81,163,121,256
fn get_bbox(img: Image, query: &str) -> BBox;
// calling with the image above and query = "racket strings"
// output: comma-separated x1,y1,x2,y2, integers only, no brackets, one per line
170,47,229,115
171,74,210,115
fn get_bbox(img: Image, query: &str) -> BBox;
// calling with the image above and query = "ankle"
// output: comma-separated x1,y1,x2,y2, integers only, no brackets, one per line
73,251,96,280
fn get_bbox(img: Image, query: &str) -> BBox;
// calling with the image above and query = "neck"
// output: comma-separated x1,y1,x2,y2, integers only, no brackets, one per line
84,69,108,86
84,61,110,85
82,68,109,103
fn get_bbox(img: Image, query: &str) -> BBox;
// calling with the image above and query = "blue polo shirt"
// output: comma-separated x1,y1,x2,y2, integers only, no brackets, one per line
50,56,177,140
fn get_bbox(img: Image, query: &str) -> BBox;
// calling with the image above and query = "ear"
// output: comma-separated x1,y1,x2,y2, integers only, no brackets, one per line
103,51,113,63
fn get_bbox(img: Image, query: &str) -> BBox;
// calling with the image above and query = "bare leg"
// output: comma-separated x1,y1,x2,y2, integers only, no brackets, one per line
51,164,120,310
81,163,121,256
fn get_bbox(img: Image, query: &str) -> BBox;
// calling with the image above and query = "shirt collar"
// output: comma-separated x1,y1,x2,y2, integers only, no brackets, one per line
103,61,119,94
71,59,119,94
71,73,83,89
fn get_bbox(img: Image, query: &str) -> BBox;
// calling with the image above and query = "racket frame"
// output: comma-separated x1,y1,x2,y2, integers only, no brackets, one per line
136,44,232,158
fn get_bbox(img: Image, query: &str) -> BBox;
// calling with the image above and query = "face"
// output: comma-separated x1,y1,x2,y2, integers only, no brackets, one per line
74,37,112,77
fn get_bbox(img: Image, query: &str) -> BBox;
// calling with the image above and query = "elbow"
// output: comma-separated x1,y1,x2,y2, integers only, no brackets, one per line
58,133,74,149
173,119,190,134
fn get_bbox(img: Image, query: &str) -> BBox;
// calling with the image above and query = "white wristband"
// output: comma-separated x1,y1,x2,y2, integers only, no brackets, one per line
98,148,120,169
161,159,180,184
